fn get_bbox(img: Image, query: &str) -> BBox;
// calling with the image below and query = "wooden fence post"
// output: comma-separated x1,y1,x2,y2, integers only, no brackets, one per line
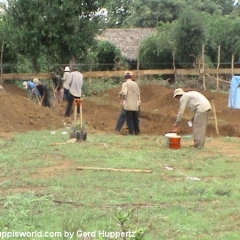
137,51,140,81
211,99,219,136
173,51,177,85
216,45,220,91
231,54,234,77
202,44,206,90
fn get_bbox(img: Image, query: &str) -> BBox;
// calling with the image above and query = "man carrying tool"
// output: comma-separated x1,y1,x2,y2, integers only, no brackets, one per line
172,88,211,149
64,66,83,121
115,73,141,132
120,71,140,135
51,72,64,104
33,78,51,107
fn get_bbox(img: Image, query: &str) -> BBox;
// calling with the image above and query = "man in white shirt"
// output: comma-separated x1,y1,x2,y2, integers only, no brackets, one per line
64,66,83,118
62,65,72,101
120,71,140,135
173,88,211,148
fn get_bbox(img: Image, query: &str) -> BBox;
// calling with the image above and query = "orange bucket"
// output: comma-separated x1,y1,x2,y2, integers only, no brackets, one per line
169,136,181,149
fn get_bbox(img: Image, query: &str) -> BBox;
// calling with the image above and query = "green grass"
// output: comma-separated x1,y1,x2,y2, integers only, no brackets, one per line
0,131,240,239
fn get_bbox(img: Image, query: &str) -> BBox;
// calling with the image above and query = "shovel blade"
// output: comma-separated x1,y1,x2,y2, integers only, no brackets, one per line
77,130,87,141
69,130,87,141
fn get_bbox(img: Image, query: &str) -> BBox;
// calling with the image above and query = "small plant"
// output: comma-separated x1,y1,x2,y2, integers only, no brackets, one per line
2,193,53,230
114,208,147,240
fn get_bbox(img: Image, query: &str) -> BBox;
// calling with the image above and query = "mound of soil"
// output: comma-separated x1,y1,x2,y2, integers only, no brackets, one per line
1,83,240,137
0,84,63,133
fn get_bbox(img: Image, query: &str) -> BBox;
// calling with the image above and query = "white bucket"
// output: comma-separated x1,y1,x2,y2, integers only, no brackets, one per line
164,133,177,146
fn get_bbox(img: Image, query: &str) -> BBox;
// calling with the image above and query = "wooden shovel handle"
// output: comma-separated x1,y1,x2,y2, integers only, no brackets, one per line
74,98,83,106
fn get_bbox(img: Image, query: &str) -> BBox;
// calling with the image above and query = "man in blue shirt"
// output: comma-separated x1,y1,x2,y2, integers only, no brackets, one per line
23,80,40,100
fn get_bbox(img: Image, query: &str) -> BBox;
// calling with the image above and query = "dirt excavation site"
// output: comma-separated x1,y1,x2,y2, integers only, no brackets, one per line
0,83,240,139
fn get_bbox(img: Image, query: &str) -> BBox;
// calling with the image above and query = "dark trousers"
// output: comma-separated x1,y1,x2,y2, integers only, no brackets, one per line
115,108,126,131
63,88,69,102
42,95,51,107
64,93,80,117
125,110,140,135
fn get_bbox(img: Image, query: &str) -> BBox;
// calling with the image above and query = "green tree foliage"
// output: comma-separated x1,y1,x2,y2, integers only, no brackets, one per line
3,0,106,72
1,0,240,72
102,0,133,28
206,14,240,65
94,41,123,71
105,0,185,28
174,8,206,67
127,0,185,27
0,11,19,73
215,0,235,15
104,0,236,28
139,22,175,69
139,35,173,69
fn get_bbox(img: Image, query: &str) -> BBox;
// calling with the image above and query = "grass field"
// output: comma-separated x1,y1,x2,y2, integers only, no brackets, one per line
0,129,240,240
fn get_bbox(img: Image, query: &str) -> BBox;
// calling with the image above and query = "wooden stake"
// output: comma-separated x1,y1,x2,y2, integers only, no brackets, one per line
216,45,220,91
202,45,206,91
231,54,234,77
76,166,152,173
137,46,140,81
211,99,219,136
206,74,229,84
173,51,177,84
51,138,77,146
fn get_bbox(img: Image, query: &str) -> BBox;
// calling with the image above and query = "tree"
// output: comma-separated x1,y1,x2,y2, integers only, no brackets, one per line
102,0,133,28
94,41,123,71
104,0,238,28
206,14,240,66
104,0,185,28
139,22,175,69
127,0,185,27
0,9,19,73
3,0,107,72
174,7,207,67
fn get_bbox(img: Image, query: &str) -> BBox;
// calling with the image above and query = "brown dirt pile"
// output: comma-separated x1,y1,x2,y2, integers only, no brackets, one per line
0,84,63,133
1,83,240,137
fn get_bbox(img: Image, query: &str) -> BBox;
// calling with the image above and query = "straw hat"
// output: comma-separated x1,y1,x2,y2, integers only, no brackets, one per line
33,78,40,86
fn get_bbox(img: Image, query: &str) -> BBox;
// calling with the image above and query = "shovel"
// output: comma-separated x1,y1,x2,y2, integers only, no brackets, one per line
69,99,87,141
78,99,87,141
35,91,41,105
